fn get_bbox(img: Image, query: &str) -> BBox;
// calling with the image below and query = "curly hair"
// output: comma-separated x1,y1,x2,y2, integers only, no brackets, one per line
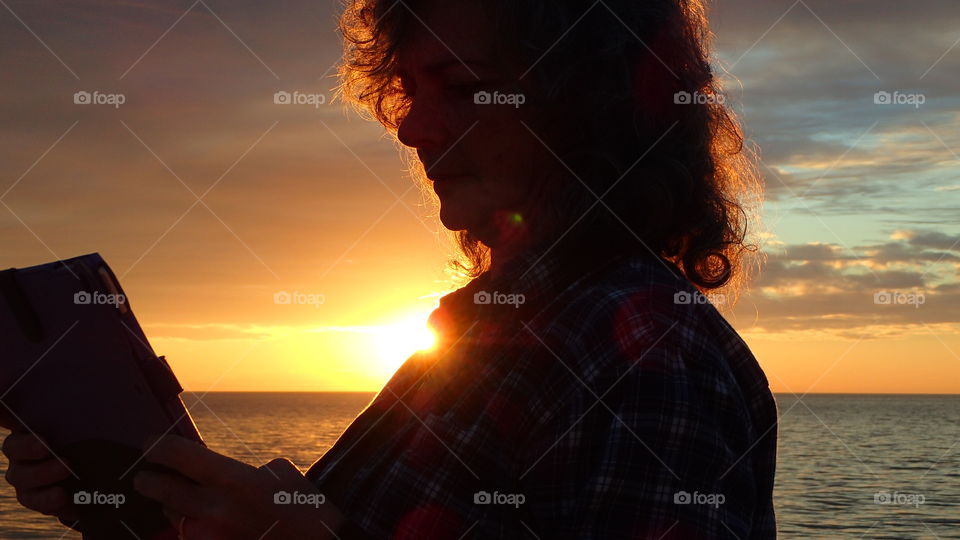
334,0,762,298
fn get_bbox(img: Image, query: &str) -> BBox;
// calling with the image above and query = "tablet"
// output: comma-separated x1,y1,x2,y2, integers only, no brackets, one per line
0,252,202,539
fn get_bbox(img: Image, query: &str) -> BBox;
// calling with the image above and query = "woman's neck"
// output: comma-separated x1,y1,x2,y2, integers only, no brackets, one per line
488,235,542,280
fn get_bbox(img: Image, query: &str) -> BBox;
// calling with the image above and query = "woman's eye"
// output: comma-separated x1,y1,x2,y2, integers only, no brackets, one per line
446,81,486,97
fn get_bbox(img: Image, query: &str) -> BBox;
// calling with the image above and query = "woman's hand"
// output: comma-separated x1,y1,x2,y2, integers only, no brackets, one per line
133,434,343,540
1,430,80,525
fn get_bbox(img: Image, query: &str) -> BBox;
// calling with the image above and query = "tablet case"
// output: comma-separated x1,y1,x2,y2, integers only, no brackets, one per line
0,253,203,539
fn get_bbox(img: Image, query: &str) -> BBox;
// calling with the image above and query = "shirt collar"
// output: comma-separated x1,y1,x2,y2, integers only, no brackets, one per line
428,241,629,345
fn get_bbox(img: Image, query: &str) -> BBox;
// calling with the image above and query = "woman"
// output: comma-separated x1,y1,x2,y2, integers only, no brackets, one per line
2,0,777,537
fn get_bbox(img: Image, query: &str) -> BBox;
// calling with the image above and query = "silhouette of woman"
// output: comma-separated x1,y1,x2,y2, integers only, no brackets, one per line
3,0,776,538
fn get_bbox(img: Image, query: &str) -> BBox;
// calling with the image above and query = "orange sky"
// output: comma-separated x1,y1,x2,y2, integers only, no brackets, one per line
2,0,959,394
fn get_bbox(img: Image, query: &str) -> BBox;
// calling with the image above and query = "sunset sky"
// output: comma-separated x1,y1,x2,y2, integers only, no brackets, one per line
2,0,958,393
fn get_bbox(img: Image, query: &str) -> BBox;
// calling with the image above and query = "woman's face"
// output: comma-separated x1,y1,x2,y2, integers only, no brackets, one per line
395,0,553,249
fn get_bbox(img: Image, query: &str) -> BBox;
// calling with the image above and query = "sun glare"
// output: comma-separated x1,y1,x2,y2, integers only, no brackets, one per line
372,312,437,374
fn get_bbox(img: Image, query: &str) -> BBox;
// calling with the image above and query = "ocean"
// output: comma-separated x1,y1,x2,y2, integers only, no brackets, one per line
1,393,957,538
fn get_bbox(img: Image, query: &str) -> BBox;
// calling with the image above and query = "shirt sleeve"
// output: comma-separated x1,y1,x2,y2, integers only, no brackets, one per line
516,339,766,539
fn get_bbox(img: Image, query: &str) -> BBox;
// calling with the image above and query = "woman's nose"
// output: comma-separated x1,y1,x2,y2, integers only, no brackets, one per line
397,97,445,150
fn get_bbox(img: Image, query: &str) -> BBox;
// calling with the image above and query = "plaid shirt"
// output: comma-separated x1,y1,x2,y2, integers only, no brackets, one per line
306,244,778,539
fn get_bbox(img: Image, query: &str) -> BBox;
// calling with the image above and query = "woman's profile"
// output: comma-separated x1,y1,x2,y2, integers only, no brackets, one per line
3,0,777,538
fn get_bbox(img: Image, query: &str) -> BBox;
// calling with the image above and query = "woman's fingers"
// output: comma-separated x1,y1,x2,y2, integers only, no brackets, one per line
5,456,73,489
15,484,76,518
135,441,338,539
258,458,304,484
142,435,256,489
3,432,82,523
133,470,221,519
2,432,52,461
134,470,243,539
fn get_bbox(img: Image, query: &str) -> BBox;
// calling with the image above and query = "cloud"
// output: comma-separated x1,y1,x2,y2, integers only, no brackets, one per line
2,0,958,352
731,229,960,336
704,0,960,232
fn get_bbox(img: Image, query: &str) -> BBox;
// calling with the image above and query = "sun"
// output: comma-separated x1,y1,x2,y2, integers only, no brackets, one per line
371,312,438,374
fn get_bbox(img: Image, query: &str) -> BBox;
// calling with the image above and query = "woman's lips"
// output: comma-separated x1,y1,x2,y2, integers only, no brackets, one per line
432,176,466,196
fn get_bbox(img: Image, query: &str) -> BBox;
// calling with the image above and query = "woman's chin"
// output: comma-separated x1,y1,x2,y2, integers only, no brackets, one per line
438,205,471,233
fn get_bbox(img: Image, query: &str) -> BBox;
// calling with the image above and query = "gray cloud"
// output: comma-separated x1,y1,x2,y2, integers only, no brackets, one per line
706,0,960,228
731,229,960,334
